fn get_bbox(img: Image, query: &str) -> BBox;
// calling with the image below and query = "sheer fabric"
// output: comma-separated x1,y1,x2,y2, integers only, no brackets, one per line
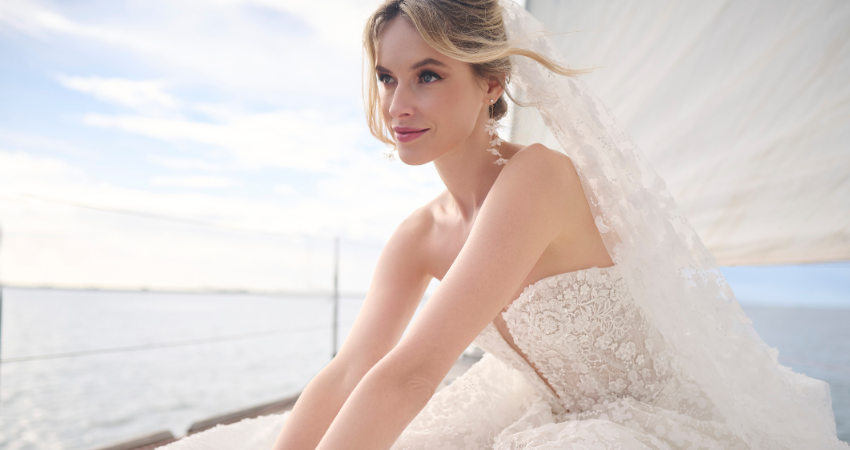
496,0,844,447
511,0,850,266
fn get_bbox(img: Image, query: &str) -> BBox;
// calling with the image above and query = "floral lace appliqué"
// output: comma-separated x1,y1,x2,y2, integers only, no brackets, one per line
477,266,672,416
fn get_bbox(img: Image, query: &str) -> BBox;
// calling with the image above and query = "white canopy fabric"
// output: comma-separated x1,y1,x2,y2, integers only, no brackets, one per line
511,0,850,266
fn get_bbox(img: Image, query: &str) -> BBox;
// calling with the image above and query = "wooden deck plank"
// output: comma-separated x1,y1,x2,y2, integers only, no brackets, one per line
187,394,300,434
91,431,178,450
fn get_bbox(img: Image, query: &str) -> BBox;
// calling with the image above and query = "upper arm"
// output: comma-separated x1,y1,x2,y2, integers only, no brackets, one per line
332,207,434,384
377,145,582,392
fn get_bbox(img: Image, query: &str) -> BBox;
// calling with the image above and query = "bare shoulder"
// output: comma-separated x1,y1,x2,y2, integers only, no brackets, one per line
496,143,581,199
388,198,437,252
380,192,447,267
358,197,437,320
511,143,576,172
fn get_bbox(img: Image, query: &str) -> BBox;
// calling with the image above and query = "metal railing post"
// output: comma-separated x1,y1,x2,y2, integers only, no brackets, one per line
1,225,4,402
332,236,339,358
1,286,3,400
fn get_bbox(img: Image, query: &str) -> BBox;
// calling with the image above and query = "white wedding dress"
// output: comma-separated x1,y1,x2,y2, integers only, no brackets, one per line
156,3,847,447
160,265,754,450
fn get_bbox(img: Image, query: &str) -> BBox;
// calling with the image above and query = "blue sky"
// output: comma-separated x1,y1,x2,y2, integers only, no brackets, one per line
721,262,850,309
0,0,847,306
0,0,452,291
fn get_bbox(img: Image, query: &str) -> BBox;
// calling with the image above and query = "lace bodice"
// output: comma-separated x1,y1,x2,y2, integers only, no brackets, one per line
473,265,673,418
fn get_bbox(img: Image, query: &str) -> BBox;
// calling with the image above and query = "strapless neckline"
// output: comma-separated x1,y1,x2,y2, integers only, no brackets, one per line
481,264,622,409
499,264,619,318
477,261,672,419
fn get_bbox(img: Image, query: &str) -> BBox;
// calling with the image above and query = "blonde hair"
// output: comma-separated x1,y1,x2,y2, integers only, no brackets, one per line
362,0,589,146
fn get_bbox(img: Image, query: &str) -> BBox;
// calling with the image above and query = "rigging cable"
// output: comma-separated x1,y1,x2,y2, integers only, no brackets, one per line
0,322,354,364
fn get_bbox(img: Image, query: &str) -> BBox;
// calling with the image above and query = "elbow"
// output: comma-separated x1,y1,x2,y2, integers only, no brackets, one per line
401,374,436,410
369,357,437,412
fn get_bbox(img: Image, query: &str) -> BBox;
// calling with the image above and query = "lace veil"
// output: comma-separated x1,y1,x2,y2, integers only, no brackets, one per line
496,1,844,448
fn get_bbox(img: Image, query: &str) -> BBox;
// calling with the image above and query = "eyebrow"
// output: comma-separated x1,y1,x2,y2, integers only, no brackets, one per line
375,57,448,74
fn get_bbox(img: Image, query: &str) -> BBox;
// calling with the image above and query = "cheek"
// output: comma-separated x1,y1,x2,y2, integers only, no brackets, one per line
429,88,479,137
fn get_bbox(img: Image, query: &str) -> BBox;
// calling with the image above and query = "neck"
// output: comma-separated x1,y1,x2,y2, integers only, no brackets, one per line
432,110,512,222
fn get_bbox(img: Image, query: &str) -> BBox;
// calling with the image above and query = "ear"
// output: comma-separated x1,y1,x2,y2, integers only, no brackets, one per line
484,74,505,100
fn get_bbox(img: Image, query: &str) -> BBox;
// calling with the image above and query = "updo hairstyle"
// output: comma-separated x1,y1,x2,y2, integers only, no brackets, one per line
362,0,587,146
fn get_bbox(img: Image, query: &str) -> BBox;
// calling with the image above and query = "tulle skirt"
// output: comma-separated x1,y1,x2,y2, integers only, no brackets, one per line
158,353,748,450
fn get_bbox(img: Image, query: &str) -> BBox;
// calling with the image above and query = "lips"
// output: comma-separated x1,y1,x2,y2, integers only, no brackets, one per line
393,126,429,143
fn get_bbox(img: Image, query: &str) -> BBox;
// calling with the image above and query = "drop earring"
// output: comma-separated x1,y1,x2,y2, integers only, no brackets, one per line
381,146,398,162
485,99,508,165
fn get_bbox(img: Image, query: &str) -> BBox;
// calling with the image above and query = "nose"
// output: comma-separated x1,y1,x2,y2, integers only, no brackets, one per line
387,82,414,119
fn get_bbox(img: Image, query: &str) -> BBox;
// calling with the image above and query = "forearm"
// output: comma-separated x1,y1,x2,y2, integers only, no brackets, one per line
271,359,359,450
315,361,434,450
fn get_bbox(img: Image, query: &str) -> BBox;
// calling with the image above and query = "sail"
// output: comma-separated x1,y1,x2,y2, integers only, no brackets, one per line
511,0,850,265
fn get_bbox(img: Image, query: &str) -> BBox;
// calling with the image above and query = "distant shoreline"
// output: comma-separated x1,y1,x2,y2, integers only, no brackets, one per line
0,284,367,298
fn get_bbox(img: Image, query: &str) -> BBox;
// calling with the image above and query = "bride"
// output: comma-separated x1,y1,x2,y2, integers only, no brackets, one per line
161,0,847,449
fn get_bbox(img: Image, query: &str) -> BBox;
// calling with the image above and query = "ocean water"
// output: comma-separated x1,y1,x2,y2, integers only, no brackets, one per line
0,289,847,450
0,288,364,450
742,306,850,442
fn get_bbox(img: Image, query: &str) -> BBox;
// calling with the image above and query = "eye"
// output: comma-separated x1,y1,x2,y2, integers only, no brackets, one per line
420,71,442,83
377,73,395,84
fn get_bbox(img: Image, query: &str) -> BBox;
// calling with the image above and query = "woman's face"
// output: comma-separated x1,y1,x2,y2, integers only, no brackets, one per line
375,17,495,165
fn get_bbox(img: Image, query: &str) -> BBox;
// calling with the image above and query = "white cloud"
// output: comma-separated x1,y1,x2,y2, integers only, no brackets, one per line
146,155,222,171
0,149,444,289
0,1,153,49
226,0,383,52
150,175,236,188
274,184,296,196
0,150,339,290
0,150,88,192
0,128,95,158
84,108,363,172
0,0,524,104
0,0,452,290
57,75,178,109
0,0,370,99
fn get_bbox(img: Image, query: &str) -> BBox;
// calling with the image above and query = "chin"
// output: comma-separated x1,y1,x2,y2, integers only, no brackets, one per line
397,146,435,166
